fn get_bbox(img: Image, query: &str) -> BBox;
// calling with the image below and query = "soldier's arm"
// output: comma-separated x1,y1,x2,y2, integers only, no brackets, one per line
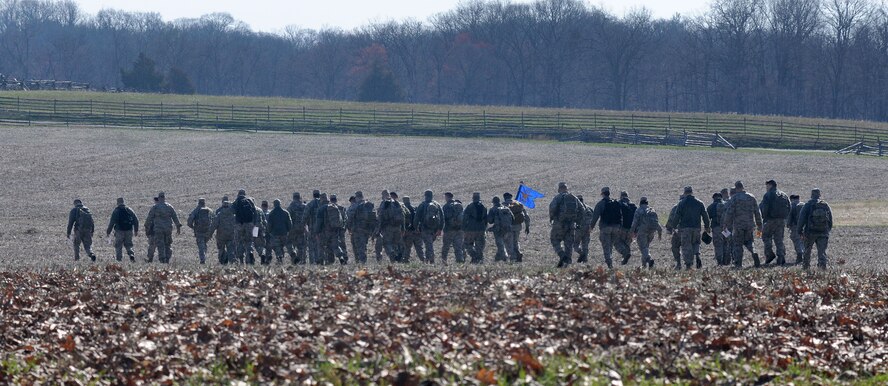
701,202,711,231
187,209,196,229
130,208,140,236
797,204,809,234
106,209,116,236
436,205,445,231
67,209,77,237
523,207,531,232
629,209,641,234
827,204,834,231
171,207,182,227
753,199,763,229
590,201,603,230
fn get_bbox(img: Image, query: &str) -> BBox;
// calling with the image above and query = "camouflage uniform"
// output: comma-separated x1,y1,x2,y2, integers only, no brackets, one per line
187,199,214,264
787,198,804,263
441,196,465,263
760,185,788,265
316,195,346,265
287,194,308,264
347,194,377,264
798,190,833,270
402,197,423,262
415,192,444,263
107,199,139,262
504,195,530,263
589,189,622,268
266,200,292,263
232,193,258,265
462,193,487,264
212,198,237,265
377,192,406,263
66,201,96,261
550,184,582,267
707,196,727,265
629,201,663,268
305,191,321,264
615,195,637,263
573,197,594,263
337,202,349,262
488,197,514,262
724,184,763,268
144,193,182,264
255,205,270,264
666,202,681,269
673,190,710,269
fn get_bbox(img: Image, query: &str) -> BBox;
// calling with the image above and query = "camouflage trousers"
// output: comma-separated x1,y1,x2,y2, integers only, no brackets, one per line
463,231,485,263
268,234,289,263
114,230,135,261
374,234,385,261
420,230,438,263
789,226,804,260
381,226,405,263
711,226,728,265
403,230,423,263
320,228,346,265
802,233,829,269
233,223,255,264
731,227,757,267
762,219,786,264
146,234,157,262
678,228,701,268
670,231,681,265
441,230,465,263
307,228,319,264
72,230,94,261
550,221,574,265
288,229,306,264
573,226,591,261
509,229,524,263
614,228,633,259
350,230,372,264
195,234,210,264
216,233,234,265
155,229,174,264
254,232,268,261
598,225,622,267
636,231,656,267
495,231,515,262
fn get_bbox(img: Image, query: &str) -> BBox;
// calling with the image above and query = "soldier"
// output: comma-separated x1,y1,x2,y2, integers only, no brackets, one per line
212,196,237,265
503,192,530,263
146,196,158,262
312,193,331,264
144,192,182,264
665,196,683,270
722,188,735,265
377,190,406,262
589,187,623,269
707,193,728,266
305,190,322,264
462,192,487,264
328,194,348,264
724,181,763,268
787,194,804,264
673,186,711,270
347,191,377,264
415,190,444,263
630,197,662,268
549,182,582,268
616,191,637,265
573,195,594,263
402,195,423,262
798,189,833,270
760,180,791,266
231,190,258,264
287,192,308,264
186,198,214,264
256,201,270,264
106,197,139,262
441,192,466,263
390,191,410,262
488,196,514,262
266,199,292,264
66,199,97,261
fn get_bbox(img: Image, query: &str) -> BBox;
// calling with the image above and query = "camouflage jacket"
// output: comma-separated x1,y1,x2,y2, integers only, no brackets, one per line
145,200,181,232
724,191,762,230
213,204,237,236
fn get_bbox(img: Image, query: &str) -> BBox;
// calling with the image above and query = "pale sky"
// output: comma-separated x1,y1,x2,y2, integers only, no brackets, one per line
74,0,709,33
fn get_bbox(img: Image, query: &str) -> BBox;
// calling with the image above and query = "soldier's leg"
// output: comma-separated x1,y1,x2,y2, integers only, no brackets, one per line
679,229,693,268
731,230,745,267
774,221,787,265
599,227,614,268
72,232,82,261
453,231,466,263
816,235,829,269
503,231,516,262
146,235,156,262
789,228,803,263
114,231,125,261
440,232,452,262
156,231,168,263
614,228,631,262
464,232,478,263
802,236,816,269
579,229,590,263
123,231,135,260
671,233,682,268
637,232,651,267
164,231,175,264
351,232,363,264
196,236,207,264
744,229,760,267
216,237,227,264
711,226,723,265
762,221,777,263
421,231,435,263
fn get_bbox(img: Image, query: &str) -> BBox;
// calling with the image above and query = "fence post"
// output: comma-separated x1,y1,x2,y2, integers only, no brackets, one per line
90,100,93,115
27,110,30,126
16,96,20,112
160,102,164,118
123,101,127,117
231,105,234,121
340,108,343,125
484,110,487,129
879,139,884,157
302,106,306,123
53,99,57,115
140,114,144,129
410,109,414,125
103,112,106,128
631,114,635,130
446,111,450,129
634,129,639,145
593,113,597,128
668,115,671,130
521,112,525,128
556,112,560,130
195,102,199,119
683,130,688,146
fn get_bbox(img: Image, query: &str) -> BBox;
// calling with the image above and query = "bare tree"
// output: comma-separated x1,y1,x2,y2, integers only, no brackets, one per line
823,0,872,117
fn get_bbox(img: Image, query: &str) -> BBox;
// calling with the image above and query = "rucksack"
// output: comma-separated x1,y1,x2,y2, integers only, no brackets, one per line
558,193,579,222
640,208,660,232
808,201,830,233
76,207,94,233
355,202,377,231
326,205,344,229
620,202,637,229
381,201,405,227
234,197,256,224
423,202,442,229
444,201,464,230
115,207,135,231
509,202,526,225
289,203,306,228
771,191,791,219
601,199,622,226
194,208,212,233
496,206,514,232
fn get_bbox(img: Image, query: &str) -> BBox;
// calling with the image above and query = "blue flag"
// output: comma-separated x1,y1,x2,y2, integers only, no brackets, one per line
516,183,545,209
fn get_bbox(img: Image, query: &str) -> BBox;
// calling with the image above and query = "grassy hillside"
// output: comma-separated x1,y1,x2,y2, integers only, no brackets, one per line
1,90,887,150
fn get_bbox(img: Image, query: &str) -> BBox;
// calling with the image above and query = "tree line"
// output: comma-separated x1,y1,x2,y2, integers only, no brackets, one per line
2,0,888,121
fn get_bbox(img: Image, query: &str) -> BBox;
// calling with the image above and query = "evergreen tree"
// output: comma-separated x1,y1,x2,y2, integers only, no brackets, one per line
163,67,195,94
120,53,163,92
357,63,404,103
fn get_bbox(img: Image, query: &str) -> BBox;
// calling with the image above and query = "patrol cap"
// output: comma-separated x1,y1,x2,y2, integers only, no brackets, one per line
558,182,569,191
390,191,399,198
639,196,649,204
293,192,301,200
492,196,501,203
790,194,800,200
330,195,338,203
620,191,629,198
712,193,722,199
811,188,821,198
424,190,433,198
601,186,610,195
354,191,363,199
158,191,166,198
684,186,693,194
472,192,481,201
444,192,453,198
734,181,744,189
503,192,513,199
273,199,281,206
261,200,268,207
117,197,125,205
313,190,321,198
403,196,412,203
766,179,777,186
238,189,246,197
349,196,356,203
73,199,82,205
198,198,206,205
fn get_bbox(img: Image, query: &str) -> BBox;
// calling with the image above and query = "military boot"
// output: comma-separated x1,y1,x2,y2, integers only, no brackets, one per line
577,253,588,263
794,253,803,265
752,253,761,268
89,253,96,262
648,259,655,268
674,261,682,270
695,254,702,269
764,252,776,266
621,255,631,265
128,252,135,262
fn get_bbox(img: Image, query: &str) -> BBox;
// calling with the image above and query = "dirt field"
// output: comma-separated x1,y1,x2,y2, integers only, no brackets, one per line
0,125,885,269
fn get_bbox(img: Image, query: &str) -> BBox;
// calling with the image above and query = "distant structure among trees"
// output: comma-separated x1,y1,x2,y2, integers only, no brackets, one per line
1,0,888,121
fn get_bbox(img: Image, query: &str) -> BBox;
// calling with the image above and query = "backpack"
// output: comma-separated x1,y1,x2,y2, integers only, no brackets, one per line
289,203,306,228
601,199,622,226
194,208,212,233
423,202,442,229
496,206,514,232
558,193,579,222
444,201,464,230
640,208,660,232
355,202,377,231
381,201,405,227
509,202,526,225
115,207,135,231
808,201,830,233
325,205,344,229
771,191,791,219
234,197,256,224
620,202,637,229
76,207,94,233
